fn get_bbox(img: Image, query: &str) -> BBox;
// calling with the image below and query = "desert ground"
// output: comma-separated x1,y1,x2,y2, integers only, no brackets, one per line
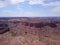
0,17,60,45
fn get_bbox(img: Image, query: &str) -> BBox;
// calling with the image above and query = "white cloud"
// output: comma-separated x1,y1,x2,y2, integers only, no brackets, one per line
0,0,25,17
0,1,5,7
29,0,60,12
29,0,44,5
0,0,9,8
10,0,25,4
0,0,25,8
45,1,60,13
43,1,60,6
29,0,60,6
52,6,60,12
0,9,24,17
43,1,60,12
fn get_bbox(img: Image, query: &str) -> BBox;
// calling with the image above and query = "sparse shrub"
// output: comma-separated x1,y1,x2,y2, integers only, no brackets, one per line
25,32,27,35
10,30,17,36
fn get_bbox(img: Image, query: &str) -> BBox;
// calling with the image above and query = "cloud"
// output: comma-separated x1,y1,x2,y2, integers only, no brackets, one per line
43,1,60,12
0,9,24,17
0,0,25,17
29,0,60,12
0,0,9,8
29,0,60,6
10,0,25,4
0,0,25,8
52,6,60,12
0,1,5,7
43,1,60,6
29,0,44,5
45,1,60,13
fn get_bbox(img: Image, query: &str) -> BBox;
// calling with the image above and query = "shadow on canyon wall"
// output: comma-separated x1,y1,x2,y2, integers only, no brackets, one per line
0,21,58,34
0,23,10,34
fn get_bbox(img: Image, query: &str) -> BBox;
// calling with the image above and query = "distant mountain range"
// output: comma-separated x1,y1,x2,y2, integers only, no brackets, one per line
0,17,60,21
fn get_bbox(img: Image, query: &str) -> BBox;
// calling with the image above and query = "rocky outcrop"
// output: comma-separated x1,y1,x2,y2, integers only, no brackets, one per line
22,22,57,28
0,23,10,34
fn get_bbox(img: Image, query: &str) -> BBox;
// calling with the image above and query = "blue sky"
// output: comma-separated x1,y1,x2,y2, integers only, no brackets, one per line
0,0,60,17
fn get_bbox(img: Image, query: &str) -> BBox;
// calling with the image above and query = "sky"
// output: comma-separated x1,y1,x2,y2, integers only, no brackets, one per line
0,0,60,17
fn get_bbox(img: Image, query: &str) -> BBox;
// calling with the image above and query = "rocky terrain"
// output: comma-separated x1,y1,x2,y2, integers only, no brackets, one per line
0,17,60,45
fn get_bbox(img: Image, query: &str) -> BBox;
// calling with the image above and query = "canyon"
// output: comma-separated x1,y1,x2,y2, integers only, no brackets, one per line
0,17,60,45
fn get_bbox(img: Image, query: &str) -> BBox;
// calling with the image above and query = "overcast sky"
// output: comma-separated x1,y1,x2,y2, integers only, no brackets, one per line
0,0,60,17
